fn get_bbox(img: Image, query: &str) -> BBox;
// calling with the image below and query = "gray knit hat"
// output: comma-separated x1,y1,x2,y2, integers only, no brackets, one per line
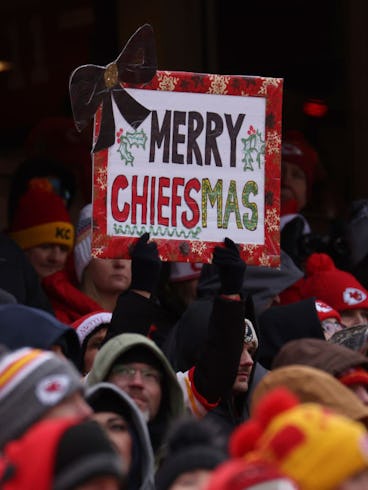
0,346,83,449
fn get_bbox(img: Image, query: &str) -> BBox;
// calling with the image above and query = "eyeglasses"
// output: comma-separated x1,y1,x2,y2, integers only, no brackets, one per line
110,364,162,385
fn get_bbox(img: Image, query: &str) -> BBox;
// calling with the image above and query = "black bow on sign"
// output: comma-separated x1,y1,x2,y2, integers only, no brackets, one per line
69,24,157,153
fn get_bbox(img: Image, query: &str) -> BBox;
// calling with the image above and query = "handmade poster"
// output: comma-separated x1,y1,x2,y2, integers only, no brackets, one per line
69,24,283,266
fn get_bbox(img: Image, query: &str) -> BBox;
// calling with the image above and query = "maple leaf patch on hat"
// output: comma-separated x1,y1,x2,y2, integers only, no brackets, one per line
36,375,71,405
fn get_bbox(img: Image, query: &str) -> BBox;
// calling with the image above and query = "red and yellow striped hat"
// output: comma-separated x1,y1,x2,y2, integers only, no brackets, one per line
9,181,74,251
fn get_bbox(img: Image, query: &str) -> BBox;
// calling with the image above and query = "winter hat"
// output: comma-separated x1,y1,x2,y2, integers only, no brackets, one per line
299,253,368,313
314,300,343,340
244,319,258,348
0,304,81,368
206,459,299,490
72,310,112,348
0,347,83,449
169,262,203,283
314,299,341,323
8,183,74,251
155,417,228,490
74,203,93,283
250,365,368,427
53,419,124,489
230,388,368,490
0,417,124,490
281,130,319,199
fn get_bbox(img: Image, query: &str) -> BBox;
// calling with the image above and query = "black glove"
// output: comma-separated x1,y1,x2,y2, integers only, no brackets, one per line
130,233,162,294
213,237,246,295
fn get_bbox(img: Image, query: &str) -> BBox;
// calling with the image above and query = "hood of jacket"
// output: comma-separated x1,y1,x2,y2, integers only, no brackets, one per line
257,297,325,369
0,303,81,367
197,249,303,315
272,337,368,376
86,382,155,490
86,333,185,434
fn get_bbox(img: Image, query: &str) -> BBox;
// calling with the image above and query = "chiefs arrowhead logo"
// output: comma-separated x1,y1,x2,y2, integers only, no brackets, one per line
343,287,367,306
35,375,70,405
315,301,333,313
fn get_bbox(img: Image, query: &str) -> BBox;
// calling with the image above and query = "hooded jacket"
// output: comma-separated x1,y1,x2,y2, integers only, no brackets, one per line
86,382,155,490
0,303,81,368
163,295,263,439
257,297,325,369
85,333,185,454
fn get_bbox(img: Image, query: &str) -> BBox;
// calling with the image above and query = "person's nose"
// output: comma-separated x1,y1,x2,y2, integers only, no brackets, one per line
113,259,130,269
48,245,64,263
239,346,254,367
127,369,145,387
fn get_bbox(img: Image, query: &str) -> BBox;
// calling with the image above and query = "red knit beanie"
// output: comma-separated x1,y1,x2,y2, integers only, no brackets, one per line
314,299,342,323
299,253,368,313
9,182,74,251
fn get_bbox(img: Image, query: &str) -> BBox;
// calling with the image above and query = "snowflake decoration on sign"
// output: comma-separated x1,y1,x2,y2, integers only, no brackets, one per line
208,75,229,94
259,252,272,267
266,130,282,155
241,243,258,256
96,166,108,190
190,240,207,256
265,208,279,232
157,72,179,91
258,77,280,95
241,126,265,171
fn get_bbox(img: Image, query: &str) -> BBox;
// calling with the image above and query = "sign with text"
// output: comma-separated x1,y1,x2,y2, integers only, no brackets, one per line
92,70,283,266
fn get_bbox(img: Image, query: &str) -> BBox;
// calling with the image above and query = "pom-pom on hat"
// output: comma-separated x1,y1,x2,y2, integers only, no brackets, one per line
206,459,299,490
8,183,74,252
229,387,368,490
299,253,368,313
74,203,92,283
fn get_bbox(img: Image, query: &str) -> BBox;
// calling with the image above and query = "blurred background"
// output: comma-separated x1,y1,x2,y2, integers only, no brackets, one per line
0,0,366,230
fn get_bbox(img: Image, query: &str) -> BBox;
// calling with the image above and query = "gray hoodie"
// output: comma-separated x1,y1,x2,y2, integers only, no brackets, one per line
85,333,185,454
86,382,155,490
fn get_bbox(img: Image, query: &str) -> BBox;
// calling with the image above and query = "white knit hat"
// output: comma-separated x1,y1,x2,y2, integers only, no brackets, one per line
72,311,112,347
74,203,92,283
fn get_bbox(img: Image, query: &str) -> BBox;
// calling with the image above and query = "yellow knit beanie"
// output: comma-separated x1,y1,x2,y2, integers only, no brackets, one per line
230,388,368,490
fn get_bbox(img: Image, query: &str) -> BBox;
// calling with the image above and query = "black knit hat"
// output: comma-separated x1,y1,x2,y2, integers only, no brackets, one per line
53,419,125,490
155,417,228,490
